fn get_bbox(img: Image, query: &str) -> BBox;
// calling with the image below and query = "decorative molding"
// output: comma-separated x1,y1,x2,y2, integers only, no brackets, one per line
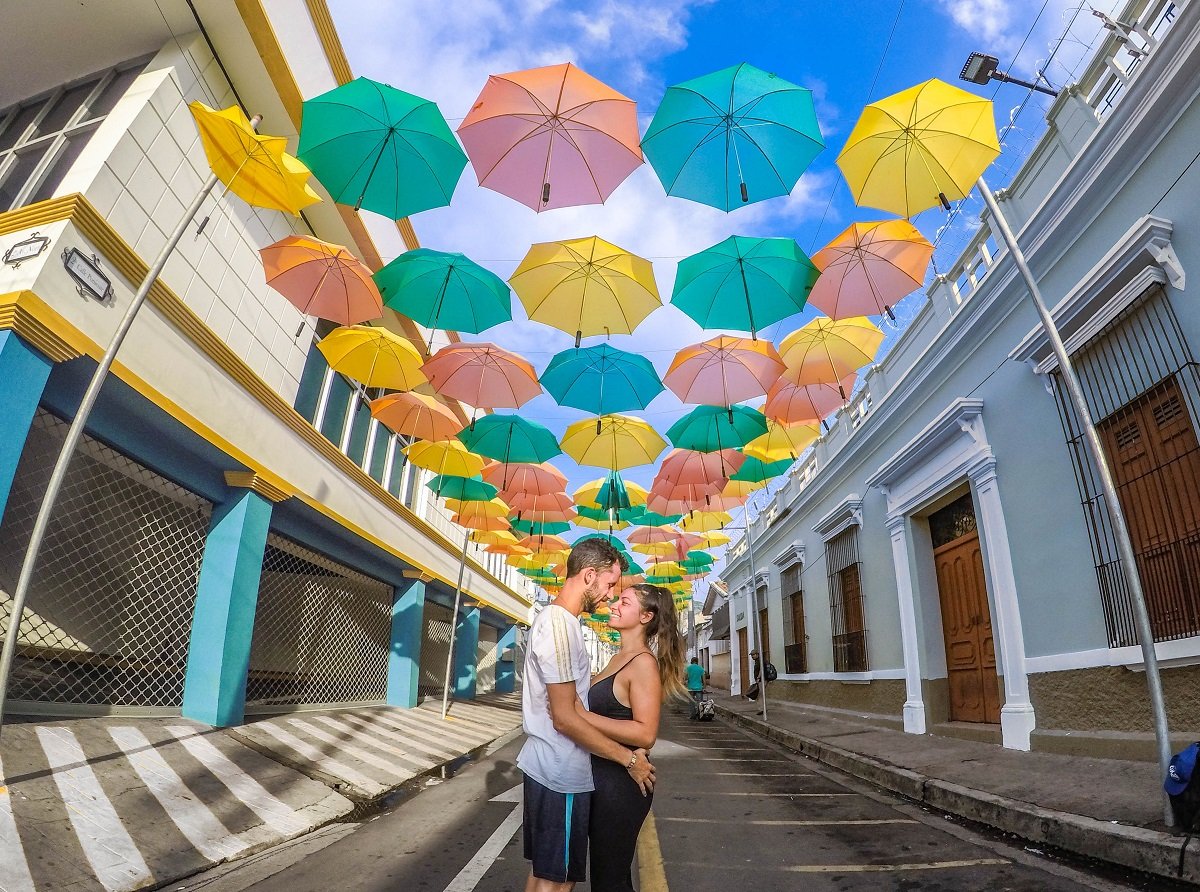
304,0,353,84
402,569,435,582
773,540,805,568
223,470,290,503
811,493,863,541
751,569,769,590
0,290,85,362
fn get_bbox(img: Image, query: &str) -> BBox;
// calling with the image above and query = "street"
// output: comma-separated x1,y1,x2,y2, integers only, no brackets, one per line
174,711,1167,892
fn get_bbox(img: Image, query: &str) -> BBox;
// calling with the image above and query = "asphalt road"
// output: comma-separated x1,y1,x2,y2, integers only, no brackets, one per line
175,712,1169,892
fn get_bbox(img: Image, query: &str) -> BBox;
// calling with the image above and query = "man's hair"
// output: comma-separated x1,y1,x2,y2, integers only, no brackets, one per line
566,538,627,579
690,657,699,664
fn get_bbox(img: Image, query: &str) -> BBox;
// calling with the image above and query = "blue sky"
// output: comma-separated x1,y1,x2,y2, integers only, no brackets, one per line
325,0,1118,541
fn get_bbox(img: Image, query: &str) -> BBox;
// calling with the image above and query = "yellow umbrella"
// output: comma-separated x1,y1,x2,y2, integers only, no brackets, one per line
405,440,487,477
317,325,426,390
560,414,668,470
574,514,632,532
779,316,884,389
836,79,999,218
696,530,732,549
743,419,820,463
631,540,683,558
471,529,520,546
679,510,732,533
573,477,649,509
487,542,532,556
189,102,320,214
722,478,767,499
444,497,510,519
509,236,661,346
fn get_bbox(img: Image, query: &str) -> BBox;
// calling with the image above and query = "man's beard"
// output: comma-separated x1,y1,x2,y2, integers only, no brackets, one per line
581,581,602,614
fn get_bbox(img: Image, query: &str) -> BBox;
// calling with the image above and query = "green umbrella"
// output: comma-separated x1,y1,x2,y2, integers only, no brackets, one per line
668,405,769,453
597,471,631,512
573,532,626,550
731,454,793,483
457,414,561,465
679,551,715,571
540,344,663,417
628,510,684,528
298,77,467,218
426,474,497,502
672,235,817,339
646,573,684,585
576,504,645,525
510,517,571,536
376,249,511,344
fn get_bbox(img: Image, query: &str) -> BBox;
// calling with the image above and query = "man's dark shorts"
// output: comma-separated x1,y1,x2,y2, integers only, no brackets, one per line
523,775,590,883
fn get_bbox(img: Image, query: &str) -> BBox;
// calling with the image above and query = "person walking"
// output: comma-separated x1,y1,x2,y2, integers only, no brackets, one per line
518,539,655,892
685,657,708,719
576,583,687,892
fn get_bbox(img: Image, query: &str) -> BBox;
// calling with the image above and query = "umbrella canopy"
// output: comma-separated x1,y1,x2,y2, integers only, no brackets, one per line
453,512,511,531
404,439,487,477
574,507,633,532
679,551,715,570
678,510,732,533
631,540,689,561
667,405,769,453
426,474,497,502
837,78,999,217
646,491,708,517
375,248,512,339
190,102,320,214
487,541,532,556
370,391,463,442
573,475,649,510
560,414,668,470
655,448,745,494
508,490,575,515
423,342,541,409
808,220,933,320
540,344,663,415
672,235,818,339
744,419,820,462
763,374,854,425
696,530,732,549
730,454,794,484
317,325,425,390
641,63,823,211
779,317,884,388
516,534,571,553
471,529,521,546
260,235,382,325
458,62,643,212
482,462,567,500
627,527,698,548
445,497,509,517
629,510,685,528
457,414,561,465
510,517,571,537
664,336,785,406
510,236,660,346
702,490,751,512
298,77,466,218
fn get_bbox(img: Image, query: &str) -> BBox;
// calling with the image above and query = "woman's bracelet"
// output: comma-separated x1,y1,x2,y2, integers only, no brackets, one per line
625,751,638,770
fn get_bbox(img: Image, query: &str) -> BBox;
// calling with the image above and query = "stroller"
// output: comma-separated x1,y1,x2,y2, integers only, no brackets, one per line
693,686,716,722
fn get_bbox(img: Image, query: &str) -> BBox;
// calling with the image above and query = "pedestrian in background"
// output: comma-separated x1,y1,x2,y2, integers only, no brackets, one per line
685,657,708,719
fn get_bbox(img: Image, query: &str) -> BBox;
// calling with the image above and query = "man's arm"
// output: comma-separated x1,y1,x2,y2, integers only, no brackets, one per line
546,682,654,794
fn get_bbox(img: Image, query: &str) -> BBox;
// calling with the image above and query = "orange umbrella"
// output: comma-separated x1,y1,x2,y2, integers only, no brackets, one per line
508,490,575,515
370,391,463,442
517,534,570,552
423,342,541,409
779,316,884,391
482,462,568,501
646,491,706,517
807,220,933,321
486,542,532,556
663,336,785,406
763,374,855,426
452,512,511,532
627,527,699,548
655,448,745,492
260,235,382,326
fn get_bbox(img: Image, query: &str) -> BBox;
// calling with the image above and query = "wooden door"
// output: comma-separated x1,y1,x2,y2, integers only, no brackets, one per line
758,606,771,665
738,628,749,694
934,531,1001,724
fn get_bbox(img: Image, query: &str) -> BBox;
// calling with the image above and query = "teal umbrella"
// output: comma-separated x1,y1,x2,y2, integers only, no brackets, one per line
680,551,715,571
731,455,793,484
457,414,561,466
672,235,818,339
375,249,511,345
426,474,497,502
668,405,769,453
510,517,571,536
646,573,684,585
540,344,663,417
597,471,632,512
641,63,824,211
298,77,467,218
629,510,684,528
576,504,645,526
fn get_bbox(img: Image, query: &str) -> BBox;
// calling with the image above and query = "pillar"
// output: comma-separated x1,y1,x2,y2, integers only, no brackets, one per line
494,623,517,694
182,473,285,727
0,330,53,521
452,607,480,700
387,574,427,708
885,514,927,735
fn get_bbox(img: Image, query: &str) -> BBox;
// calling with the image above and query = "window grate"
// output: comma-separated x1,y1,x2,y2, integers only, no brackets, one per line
780,563,806,674
827,527,868,672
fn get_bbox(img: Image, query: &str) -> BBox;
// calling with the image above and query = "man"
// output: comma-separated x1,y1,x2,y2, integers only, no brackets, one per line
519,538,655,892
747,649,762,702
685,657,708,719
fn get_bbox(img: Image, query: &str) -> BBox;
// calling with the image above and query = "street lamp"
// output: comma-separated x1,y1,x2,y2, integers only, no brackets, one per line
960,52,1060,97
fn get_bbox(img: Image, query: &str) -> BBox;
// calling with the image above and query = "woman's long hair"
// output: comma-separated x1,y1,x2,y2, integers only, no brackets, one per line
631,584,688,701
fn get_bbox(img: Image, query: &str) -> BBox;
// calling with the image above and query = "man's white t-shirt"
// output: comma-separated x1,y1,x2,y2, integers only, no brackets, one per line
517,603,594,793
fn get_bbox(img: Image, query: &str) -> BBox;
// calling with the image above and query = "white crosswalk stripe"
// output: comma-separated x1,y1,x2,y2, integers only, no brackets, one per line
310,715,448,765
251,721,381,792
287,718,435,774
0,754,36,892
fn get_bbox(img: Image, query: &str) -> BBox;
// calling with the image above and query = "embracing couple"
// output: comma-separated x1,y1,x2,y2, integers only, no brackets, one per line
519,538,687,891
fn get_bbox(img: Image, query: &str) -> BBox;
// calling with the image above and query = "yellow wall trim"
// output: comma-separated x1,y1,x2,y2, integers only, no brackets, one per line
0,291,85,363
224,470,291,503
304,0,353,85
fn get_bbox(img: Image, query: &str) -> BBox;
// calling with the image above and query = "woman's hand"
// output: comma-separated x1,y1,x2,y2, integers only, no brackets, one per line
627,748,655,795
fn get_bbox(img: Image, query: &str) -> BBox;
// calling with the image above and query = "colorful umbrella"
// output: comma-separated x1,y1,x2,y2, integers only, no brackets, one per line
471,529,521,546
654,448,745,496
641,63,823,211
422,342,541,410
837,78,999,217
627,527,698,548
260,235,382,325
730,454,793,484
510,236,660,346
744,419,820,463
508,490,575,515
445,497,509,517
457,414,561,466
540,344,663,416
779,317,884,390
664,336,785,406
486,541,533,556
370,391,463,442
808,220,933,321
560,414,668,470
375,249,512,343
298,77,466,218
678,510,732,533
646,491,707,517
404,439,487,477
482,462,568,501
516,534,571,553
573,475,649,510
317,325,426,390
695,530,732,549
763,374,854,426
426,474,497,502
679,551,715,571
672,235,818,339
629,510,684,528
509,517,571,537
454,512,511,532
458,62,642,212
667,405,769,453
574,507,633,532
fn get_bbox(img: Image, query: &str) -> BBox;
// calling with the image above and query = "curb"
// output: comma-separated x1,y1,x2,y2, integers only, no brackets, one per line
718,706,1200,887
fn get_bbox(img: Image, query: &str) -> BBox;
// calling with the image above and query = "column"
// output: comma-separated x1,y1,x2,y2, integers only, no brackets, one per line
0,330,53,521
452,607,480,700
494,623,517,694
387,573,427,708
885,514,927,735
182,472,286,727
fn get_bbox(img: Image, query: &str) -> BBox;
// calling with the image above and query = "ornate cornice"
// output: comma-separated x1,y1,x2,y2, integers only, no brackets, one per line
224,470,290,503
0,291,84,362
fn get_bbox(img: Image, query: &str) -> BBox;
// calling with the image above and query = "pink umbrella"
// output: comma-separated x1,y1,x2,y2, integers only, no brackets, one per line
627,527,701,549
663,336,785,407
422,342,541,410
260,235,382,325
482,462,568,501
508,490,575,515
807,220,933,321
458,62,643,212
657,447,745,490
764,373,855,427
646,491,706,517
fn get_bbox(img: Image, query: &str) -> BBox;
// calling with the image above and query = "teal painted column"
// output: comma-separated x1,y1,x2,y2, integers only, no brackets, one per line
495,623,517,694
452,607,480,700
182,484,274,727
0,331,53,523
387,576,426,708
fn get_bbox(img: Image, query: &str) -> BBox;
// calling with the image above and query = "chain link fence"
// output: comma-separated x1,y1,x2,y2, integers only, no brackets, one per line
244,534,391,712
476,623,498,693
418,600,453,699
0,410,211,712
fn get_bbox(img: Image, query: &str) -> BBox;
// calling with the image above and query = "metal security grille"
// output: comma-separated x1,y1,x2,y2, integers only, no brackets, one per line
419,601,454,698
1051,285,1200,646
780,564,807,674
245,534,391,711
0,410,210,711
827,527,868,672
476,624,498,694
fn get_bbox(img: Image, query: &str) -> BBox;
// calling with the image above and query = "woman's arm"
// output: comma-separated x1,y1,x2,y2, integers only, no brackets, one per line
577,656,662,749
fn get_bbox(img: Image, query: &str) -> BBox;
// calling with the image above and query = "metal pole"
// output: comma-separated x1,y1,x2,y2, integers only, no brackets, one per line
743,505,768,723
978,176,1173,825
441,529,471,720
0,169,221,740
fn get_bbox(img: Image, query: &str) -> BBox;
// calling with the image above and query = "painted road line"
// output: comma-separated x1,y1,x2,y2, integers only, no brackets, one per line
250,722,381,791
381,710,489,747
658,817,920,826
664,858,1011,874
328,714,461,761
692,758,788,762
672,792,855,797
441,783,523,892
635,810,669,892
0,754,36,892
308,716,440,770
164,727,309,835
36,726,153,891
109,727,247,863
287,718,434,775
708,772,815,777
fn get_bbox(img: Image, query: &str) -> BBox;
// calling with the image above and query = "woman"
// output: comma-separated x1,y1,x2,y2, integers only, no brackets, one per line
577,583,687,892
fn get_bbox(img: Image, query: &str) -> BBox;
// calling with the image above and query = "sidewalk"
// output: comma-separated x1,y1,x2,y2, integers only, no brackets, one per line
0,693,523,892
715,695,1199,887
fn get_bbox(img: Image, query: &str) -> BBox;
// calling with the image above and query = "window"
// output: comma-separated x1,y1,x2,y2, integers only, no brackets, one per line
781,563,806,674
827,527,868,672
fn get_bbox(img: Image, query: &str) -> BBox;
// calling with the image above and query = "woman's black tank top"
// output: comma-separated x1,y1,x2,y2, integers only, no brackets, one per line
587,653,649,718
